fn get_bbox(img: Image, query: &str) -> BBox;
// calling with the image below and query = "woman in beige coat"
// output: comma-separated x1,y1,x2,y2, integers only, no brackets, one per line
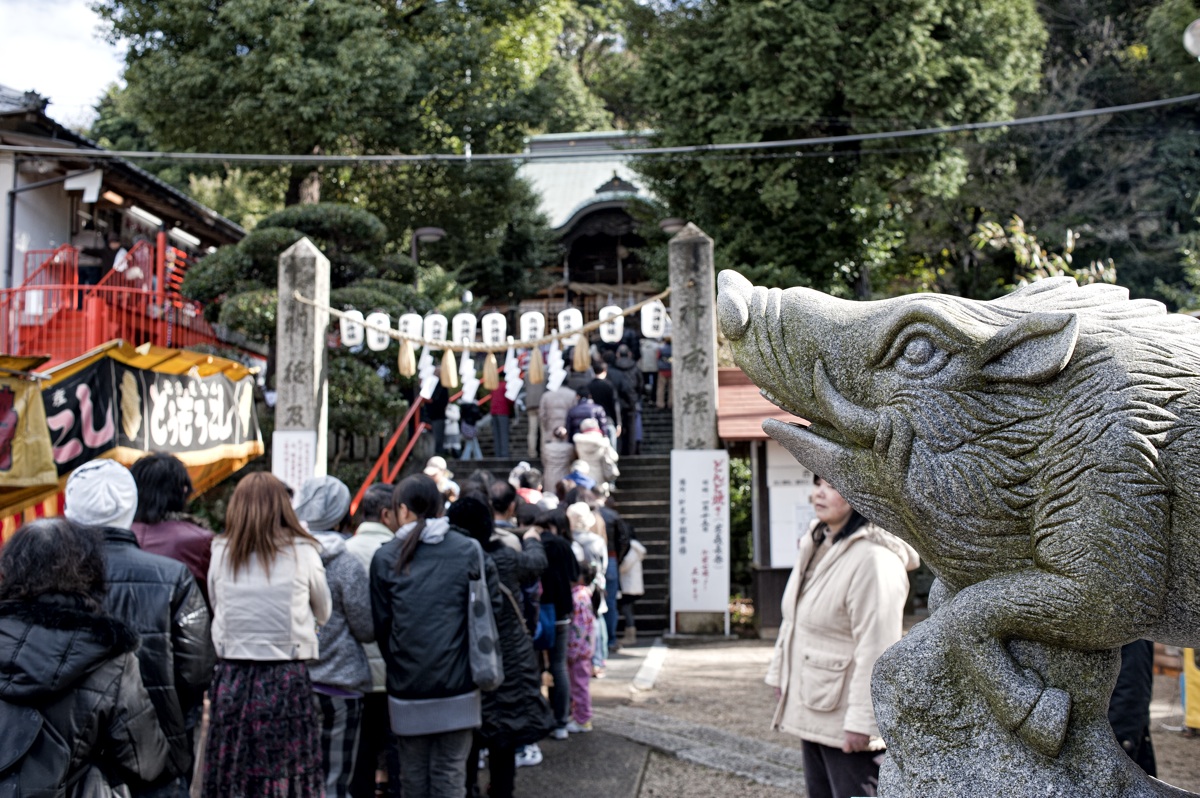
765,476,918,798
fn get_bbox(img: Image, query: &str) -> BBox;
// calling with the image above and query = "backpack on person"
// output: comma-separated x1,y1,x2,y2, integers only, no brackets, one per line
0,701,72,798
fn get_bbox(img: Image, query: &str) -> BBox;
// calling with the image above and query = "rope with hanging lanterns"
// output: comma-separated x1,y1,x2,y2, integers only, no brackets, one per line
292,286,671,387
291,286,671,352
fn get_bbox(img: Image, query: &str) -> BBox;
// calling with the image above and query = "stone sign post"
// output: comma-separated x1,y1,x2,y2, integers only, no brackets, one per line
668,223,719,450
272,238,330,493
668,223,728,635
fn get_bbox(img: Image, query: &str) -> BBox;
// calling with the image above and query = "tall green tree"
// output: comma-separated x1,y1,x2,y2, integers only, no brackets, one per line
631,0,1046,297
907,0,1200,303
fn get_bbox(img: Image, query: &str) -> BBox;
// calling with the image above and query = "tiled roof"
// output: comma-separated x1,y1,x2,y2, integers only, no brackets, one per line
518,131,654,230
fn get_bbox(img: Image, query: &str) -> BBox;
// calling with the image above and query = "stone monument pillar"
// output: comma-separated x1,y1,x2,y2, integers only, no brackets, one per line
668,223,718,450
668,223,728,636
272,237,330,493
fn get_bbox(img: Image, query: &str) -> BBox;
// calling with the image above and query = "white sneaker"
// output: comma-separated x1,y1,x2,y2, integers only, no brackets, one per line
515,744,543,767
565,720,593,733
552,727,569,741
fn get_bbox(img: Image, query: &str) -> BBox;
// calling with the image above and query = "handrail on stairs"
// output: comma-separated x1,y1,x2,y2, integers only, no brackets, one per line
348,389,495,516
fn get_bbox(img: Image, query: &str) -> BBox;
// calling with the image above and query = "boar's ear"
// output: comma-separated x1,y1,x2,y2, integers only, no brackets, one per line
976,312,1078,384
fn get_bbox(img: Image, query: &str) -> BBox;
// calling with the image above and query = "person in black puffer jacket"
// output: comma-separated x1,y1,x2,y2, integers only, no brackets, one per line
371,475,503,798
63,460,214,797
0,518,169,795
450,496,554,798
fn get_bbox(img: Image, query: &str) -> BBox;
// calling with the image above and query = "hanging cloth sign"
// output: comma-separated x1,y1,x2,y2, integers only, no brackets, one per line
546,333,566,391
557,308,583,335
482,313,507,346
365,312,391,351
452,313,477,345
641,300,667,340
503,343,522,401
423,314,448,348
399,313,423,341
340,310,365,347
520,312,545,342
598,305,624,344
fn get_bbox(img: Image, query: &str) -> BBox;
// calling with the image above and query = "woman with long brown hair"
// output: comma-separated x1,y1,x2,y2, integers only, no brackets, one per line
204,472,332,798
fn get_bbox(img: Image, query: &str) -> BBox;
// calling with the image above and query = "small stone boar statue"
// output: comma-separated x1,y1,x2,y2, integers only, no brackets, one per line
718,270,1200,762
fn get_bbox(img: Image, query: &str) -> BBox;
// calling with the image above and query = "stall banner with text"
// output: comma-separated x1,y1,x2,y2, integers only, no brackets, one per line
44,360,261,475
670,449,731,613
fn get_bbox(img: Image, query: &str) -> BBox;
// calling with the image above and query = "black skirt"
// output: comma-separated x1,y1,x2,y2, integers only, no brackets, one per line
203,661,323,798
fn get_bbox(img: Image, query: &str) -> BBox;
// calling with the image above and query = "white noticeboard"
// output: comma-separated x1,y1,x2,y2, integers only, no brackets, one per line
766,440,816,569
272,430,319,494
670,449,731,633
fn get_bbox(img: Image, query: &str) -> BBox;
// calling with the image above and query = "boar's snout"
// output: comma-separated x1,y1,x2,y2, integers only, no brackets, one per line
718,270,753,341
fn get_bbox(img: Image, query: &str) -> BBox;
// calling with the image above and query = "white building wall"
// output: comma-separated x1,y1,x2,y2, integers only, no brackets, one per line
10,167,72,285
0,154,11,288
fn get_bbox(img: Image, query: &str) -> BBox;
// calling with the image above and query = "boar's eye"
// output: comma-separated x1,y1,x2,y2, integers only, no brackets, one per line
903,337,935,365
878,325,955,378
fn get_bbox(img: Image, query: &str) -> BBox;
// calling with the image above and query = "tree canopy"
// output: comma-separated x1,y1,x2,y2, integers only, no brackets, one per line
630,0,1047,297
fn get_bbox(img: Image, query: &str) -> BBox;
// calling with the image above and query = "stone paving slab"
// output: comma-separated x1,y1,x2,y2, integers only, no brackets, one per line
512,729,649,798
594,705,808,792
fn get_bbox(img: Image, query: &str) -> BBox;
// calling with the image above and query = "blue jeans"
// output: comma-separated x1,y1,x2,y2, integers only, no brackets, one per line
605,558,619,651
460,437,482,460
492,414,510,458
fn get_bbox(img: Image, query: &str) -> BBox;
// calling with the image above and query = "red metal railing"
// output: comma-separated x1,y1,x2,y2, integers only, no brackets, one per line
21,245,79,289
0,284,223,364
349,397,428,516
0,239,225,365
348,390,495,515
94,240,153,292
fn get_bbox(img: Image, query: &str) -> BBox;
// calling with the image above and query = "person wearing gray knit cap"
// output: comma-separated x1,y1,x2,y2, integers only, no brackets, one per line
293,476,373,798
292,475,353,537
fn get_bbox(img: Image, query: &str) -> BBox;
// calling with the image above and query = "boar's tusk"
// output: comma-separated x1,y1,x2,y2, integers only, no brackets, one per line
812,359,879,449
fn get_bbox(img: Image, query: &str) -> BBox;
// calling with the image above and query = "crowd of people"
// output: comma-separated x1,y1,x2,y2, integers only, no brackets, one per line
0,450,647,798
423,332,672,466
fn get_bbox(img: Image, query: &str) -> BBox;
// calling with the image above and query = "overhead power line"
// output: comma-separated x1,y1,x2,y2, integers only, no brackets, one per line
2,92,1198,165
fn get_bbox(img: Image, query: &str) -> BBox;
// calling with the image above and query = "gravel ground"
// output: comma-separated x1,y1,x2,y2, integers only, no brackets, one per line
1149,671,1200,792
632,639,800,751
631,639,1200,794
638,752,795,798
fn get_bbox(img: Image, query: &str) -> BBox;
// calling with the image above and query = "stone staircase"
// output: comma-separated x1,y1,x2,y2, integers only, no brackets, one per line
447,402,675,636
607,453,671,635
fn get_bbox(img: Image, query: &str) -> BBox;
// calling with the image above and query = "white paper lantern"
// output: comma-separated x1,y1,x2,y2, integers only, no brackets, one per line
557,308,583,334
340,309,365,347
520,311,545,342
452,313,477,345
365,312,391,351
398,313,423,341
482,312,507,346
641,300,667,339
423,314,448,346
598,305,624,344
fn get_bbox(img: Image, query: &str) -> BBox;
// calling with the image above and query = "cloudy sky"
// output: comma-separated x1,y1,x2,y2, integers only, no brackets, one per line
0,0,125,127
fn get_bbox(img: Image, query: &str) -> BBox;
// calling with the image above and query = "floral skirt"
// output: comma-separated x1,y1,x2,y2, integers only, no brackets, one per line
203,661,322,798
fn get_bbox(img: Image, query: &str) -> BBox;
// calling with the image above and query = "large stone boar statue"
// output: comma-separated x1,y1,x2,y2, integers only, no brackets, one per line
718,270,1200,793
